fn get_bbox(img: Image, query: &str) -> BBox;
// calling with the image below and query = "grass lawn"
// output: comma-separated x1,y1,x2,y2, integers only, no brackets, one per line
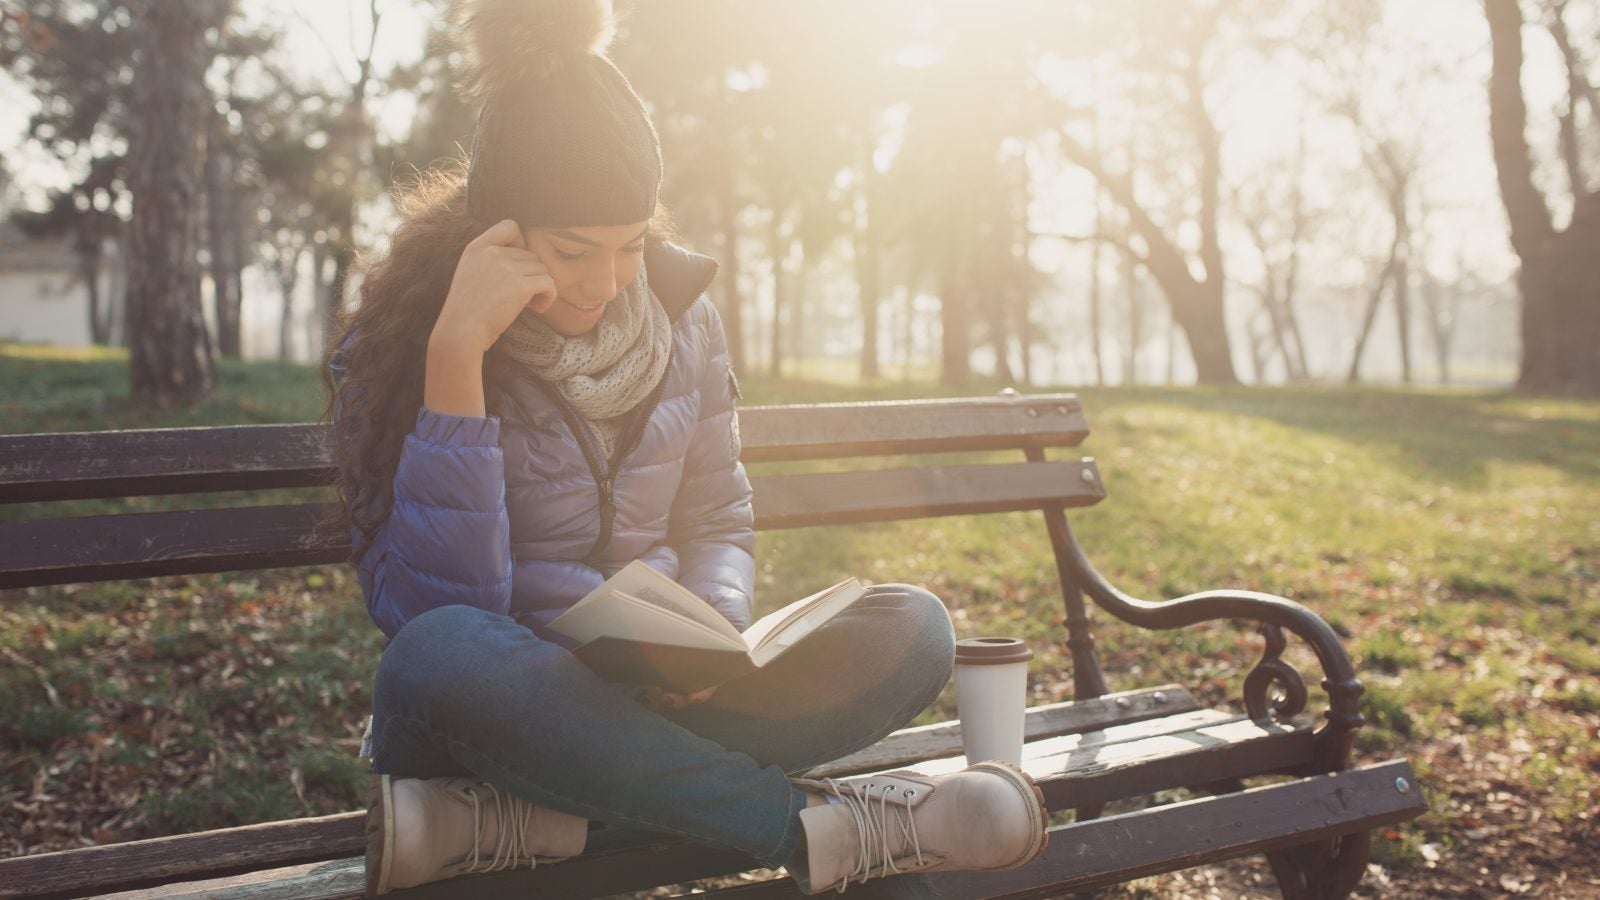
2,343,1597,896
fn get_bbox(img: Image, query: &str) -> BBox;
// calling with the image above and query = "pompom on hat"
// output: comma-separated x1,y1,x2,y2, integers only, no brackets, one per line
451,0,661,229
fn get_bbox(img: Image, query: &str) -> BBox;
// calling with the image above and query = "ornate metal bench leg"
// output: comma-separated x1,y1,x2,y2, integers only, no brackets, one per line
1265,830,1369,900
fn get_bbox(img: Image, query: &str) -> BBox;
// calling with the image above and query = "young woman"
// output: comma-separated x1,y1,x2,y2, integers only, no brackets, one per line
325,0,1048,893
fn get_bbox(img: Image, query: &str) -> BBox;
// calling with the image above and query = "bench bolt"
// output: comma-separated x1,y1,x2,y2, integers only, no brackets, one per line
1153,691,1166,704
1394,777,1410,794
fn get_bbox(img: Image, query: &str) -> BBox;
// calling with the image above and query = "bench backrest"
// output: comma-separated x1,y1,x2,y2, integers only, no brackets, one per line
0,394,1102,590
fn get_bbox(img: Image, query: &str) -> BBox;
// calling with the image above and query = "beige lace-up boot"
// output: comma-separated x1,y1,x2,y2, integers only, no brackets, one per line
365,774,588,894
787,761,1049,894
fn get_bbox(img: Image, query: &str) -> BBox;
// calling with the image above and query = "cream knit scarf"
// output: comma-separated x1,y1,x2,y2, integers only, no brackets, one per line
497,263,672,461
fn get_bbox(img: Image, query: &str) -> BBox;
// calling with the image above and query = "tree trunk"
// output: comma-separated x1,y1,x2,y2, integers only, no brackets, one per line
1393,251,1412,384
1516,222,1600,392
792,257,809,378
1168,281,1232,384
939,260,970,386
1245,313,1268,385
1486,0,1600,394
1123,251,1141,386
990,285,1015,383
1419,265,1453,384
1281,244,1311,381
855,214,880,379
277,241,302,361
127,0,221,407
767,215,786,378
1166,311,1179,385
1089,195,1105,386
899,284,914,380
1018,297,1034,387
716,115,746,374
1347,245,1397,384
205,109,242,359
107,222,129,346
310,242,330,355
77,247,110,345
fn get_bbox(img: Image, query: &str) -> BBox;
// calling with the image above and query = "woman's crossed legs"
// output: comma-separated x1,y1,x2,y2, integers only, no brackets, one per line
367,583,956,869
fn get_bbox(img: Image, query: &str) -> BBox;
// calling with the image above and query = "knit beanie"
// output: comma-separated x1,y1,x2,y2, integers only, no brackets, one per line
451,0,662,228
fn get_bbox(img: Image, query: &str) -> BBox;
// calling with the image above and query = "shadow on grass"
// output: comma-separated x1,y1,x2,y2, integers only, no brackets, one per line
1073,384,1600,487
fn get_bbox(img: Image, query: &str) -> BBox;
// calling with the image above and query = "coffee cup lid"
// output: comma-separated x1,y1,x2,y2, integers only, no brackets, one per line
954,636,1033,666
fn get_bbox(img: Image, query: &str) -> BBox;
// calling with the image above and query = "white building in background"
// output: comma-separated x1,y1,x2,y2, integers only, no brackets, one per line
0,221,124,346
0,217,336,362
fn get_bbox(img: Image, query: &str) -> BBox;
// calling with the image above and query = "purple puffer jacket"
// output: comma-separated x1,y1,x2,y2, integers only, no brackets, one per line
337,242,754,642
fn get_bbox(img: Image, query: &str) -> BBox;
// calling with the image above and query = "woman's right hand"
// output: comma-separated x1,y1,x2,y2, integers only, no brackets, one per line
430,219,558,356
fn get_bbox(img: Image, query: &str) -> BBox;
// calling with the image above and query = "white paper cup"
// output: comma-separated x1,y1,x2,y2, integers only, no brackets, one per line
953,637,1033,767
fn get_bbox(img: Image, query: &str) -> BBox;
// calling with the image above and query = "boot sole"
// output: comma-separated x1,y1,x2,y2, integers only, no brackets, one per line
364,774,396,895
965,760,1050,869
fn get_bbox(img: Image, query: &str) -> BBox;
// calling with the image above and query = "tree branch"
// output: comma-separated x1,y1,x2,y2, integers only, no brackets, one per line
1485,0,1557,254
1546,1,1600,131
1057,128,1203,298
1032,228,1148,267
1183,14,1224,289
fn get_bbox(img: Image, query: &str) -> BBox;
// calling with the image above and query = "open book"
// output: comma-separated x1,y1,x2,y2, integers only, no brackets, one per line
546,560,866,692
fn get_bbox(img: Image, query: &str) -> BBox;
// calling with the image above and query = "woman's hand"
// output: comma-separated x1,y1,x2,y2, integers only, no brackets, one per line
431,219,558,356
639,685,719,712
424,220,556,417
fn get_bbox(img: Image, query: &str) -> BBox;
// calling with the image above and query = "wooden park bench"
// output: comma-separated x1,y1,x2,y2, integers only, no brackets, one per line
0,393,1424,899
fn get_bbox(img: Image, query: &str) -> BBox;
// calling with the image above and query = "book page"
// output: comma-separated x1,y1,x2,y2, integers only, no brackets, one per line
599,561,744,644
743,578,865,661
548,592,745,653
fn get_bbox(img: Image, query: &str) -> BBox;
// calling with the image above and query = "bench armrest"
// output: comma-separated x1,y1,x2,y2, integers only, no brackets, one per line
1055,517,1364,776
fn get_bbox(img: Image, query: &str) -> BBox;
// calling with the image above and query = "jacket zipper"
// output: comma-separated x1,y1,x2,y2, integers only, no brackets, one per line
533,343,676,567
591,345,675,565
532,381,612,564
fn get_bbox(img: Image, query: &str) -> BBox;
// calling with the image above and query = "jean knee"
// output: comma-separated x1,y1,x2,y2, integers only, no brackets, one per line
374,604,507,709
869,583,956,687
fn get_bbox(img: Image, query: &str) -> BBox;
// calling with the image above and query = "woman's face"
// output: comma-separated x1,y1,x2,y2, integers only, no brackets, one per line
523,220,650,336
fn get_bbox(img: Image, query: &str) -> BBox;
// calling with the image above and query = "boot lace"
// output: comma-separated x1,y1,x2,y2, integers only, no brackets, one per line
461,783,538,873
818,778,926,891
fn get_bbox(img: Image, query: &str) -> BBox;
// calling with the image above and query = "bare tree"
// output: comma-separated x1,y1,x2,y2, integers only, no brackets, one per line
1345,137,1417,383
1232,130,1314,382
127,0,229,406
1486,0,1600,395
1058,5,1241,385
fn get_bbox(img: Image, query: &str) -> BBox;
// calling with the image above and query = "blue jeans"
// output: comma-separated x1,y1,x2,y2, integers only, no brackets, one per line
368,584,956,869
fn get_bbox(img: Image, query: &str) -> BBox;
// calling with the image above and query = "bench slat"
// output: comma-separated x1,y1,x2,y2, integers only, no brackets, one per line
0,461,1101,589
0,813,364,900
0,687,1192,899
0,425,332,504
695,760,1426,899
807,685,1198,778
749,460,1103,530
0,396,1086,504
0,504,346,590
737,395,1088,463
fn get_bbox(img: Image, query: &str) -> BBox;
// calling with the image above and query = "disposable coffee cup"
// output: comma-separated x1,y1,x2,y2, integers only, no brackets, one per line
953,637,1033,767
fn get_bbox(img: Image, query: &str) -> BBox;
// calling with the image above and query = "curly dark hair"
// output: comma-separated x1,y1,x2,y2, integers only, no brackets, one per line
320,159,481,563
321,157,675,564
